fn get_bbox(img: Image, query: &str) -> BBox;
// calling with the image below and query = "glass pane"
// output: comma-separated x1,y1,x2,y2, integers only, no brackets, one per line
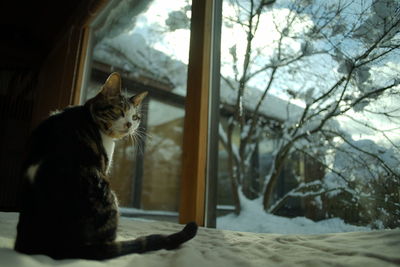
216,0,399,233
142,100,184,212
83,0,191,222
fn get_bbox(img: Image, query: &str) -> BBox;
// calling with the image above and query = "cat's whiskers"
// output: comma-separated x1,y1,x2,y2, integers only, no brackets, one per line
136,132,146,156
133,127,152,156
123,130,142,155
135,128,152,140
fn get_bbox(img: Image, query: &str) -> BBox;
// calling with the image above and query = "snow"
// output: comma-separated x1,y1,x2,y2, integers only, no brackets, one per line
217,193,371,234
220,83,304,122
1,212,399,267
92,0,191,97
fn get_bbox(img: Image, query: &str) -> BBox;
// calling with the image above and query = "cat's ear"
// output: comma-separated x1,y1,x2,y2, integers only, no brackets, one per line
130,91,148,107
100,72,121,98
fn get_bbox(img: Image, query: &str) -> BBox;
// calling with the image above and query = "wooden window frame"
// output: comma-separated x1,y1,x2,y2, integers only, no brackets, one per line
179,0,221,226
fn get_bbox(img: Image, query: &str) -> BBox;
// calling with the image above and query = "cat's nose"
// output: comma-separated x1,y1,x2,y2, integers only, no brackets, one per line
125,122,132,129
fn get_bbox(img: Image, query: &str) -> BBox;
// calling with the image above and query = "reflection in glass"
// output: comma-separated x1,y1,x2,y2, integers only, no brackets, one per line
142,100,184,212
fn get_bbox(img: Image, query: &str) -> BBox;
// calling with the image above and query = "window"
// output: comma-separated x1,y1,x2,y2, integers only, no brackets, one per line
82,0,191,222
214,0,400,233
80,0,399,232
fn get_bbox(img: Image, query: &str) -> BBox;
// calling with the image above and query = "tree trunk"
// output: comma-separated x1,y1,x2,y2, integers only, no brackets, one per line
263,151,287,210
227,122,241,214
242,143,260,199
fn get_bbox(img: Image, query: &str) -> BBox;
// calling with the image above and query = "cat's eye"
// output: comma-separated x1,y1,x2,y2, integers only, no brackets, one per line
132,115,140,121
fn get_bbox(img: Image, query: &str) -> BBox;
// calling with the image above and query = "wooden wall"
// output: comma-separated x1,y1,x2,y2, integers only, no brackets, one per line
0,0,106,211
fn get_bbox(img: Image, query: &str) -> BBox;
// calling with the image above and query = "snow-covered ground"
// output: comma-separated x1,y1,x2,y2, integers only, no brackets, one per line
119,202,371,235
217,196,371,234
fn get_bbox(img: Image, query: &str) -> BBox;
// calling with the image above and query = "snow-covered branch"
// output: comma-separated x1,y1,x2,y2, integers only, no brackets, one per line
322,129,400,180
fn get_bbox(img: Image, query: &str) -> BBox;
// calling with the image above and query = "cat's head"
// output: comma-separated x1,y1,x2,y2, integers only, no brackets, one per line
86,72,147,139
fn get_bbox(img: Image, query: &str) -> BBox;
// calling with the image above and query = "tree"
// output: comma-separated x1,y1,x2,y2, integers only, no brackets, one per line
220,0,400,227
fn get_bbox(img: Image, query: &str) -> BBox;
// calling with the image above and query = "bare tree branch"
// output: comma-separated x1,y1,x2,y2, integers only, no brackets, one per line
322,129,400,179
355,16,400,63
221,75,237,91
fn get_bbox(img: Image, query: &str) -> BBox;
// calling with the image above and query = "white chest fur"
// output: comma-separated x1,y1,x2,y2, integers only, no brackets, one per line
101,132,115,173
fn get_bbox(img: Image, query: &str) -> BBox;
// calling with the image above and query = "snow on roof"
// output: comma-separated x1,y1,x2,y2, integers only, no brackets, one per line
93,32,304,122
93,33,188,96
220,82,304,122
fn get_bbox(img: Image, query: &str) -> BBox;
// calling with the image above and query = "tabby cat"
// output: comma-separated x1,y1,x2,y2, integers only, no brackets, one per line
14,72,197,260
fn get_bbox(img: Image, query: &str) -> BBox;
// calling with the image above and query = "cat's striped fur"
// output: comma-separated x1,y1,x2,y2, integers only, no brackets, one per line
14,73,197,260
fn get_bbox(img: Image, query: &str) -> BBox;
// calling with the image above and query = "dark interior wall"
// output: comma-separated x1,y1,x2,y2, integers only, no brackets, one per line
0,0,92,211
1,1,84,68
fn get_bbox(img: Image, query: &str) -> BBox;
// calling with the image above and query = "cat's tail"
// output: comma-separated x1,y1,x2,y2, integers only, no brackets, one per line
75,222,198,260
